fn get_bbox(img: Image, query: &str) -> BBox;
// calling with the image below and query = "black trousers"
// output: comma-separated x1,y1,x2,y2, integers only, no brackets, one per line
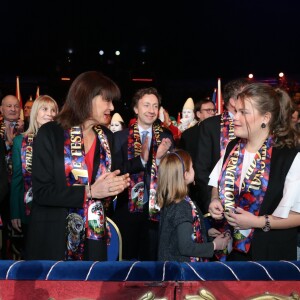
112,204,159,261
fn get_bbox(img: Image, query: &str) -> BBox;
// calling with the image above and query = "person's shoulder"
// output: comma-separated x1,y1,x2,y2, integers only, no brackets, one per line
181,123,199,136
173,200,193,223
37,121,62,136
41,120,60,130
177,199,192,209
201,115,221,127
272,145,299,160
161,126,174,138
13,134,23,143
114,128,129,138
101,125,113,136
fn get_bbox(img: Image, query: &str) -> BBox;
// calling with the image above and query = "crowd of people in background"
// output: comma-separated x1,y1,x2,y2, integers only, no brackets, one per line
0,71,300,262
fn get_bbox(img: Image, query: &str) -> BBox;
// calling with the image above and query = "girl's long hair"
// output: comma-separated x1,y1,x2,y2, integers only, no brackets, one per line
157,149,192,208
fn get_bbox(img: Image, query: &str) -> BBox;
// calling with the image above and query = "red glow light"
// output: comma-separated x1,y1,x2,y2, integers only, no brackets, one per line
132,78,153,82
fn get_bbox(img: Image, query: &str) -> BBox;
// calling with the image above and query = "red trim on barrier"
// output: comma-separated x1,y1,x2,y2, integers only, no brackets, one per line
1,281,299,300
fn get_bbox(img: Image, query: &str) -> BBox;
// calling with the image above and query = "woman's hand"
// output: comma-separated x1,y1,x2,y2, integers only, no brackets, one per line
208,199,224,220
224,207,260,230
208,227,222,238
11,218,22,232
212,232,231,251
90,170,130,199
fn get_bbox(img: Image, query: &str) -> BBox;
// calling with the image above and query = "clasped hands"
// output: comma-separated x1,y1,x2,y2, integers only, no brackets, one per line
208,199,258,230
140,136,172,162
89,170,130,199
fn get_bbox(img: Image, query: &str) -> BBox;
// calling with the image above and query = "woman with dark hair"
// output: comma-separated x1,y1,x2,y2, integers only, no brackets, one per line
25,71,129,261
208,82,300,261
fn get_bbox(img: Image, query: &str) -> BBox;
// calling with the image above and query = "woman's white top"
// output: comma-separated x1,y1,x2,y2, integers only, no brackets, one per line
208,150,300,218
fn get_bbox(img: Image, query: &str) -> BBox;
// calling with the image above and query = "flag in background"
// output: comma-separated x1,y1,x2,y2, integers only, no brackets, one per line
35,86,40,99
217,78,223,115
212,88,217,105
16,76,24,120
177,112,181,124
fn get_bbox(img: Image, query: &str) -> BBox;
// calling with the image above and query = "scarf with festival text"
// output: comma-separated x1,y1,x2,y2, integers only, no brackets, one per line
217,137,273,260
127,121,162,221
220,111,235,157
21,133,35,216
64,125,112,260
185,196,209,262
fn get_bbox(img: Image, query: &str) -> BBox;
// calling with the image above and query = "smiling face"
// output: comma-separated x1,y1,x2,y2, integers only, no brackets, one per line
91,95,114,126
134,93,159,129
234,97,270,141
36,104,57,127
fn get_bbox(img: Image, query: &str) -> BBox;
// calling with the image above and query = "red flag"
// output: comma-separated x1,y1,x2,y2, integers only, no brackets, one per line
35,86,40,99
16,76,24,120
177,112,181,124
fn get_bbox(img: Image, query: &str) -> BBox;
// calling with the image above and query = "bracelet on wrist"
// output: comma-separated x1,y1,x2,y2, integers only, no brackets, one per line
262,214,271,232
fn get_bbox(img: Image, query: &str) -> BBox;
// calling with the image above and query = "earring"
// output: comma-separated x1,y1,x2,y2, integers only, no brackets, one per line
261,123,266,129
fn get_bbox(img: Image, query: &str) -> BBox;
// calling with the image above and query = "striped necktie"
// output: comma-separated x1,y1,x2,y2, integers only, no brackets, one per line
141,130,149,203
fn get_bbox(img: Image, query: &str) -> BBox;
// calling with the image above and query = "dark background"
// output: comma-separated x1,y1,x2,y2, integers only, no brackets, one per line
1,1,300,121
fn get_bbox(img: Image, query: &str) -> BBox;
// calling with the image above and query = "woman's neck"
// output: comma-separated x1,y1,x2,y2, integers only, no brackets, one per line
246,132,269,153
81,120,95,134
81,121,96,153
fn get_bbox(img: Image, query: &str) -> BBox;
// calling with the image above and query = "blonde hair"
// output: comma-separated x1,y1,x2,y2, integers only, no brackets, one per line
24,95,59,135
157,149,192,208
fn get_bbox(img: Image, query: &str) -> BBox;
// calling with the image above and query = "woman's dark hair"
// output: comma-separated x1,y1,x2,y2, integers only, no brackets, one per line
56,71,121,129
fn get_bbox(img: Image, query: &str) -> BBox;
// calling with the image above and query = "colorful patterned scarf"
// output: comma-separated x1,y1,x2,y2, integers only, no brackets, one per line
127,121,162,221
64,125,112,260
21,133,35,216
217,137,273,259
184,196,208,262
220,111,235,157
0,121,21,181
0,121,5,140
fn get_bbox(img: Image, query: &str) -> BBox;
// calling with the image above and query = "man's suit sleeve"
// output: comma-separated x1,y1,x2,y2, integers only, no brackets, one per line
194,120,215,213
112,130,144,174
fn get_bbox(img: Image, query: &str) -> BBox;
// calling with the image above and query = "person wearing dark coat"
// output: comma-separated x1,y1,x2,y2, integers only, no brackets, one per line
194,78,249,214
112,87,174,261
25,71,129,261
208,83,300,261
179,98,216,212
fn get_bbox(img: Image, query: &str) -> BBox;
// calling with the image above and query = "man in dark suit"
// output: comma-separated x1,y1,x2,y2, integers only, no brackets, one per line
179,98,216,211
0,95,24,259
194,78,250,215
112,87,174,261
